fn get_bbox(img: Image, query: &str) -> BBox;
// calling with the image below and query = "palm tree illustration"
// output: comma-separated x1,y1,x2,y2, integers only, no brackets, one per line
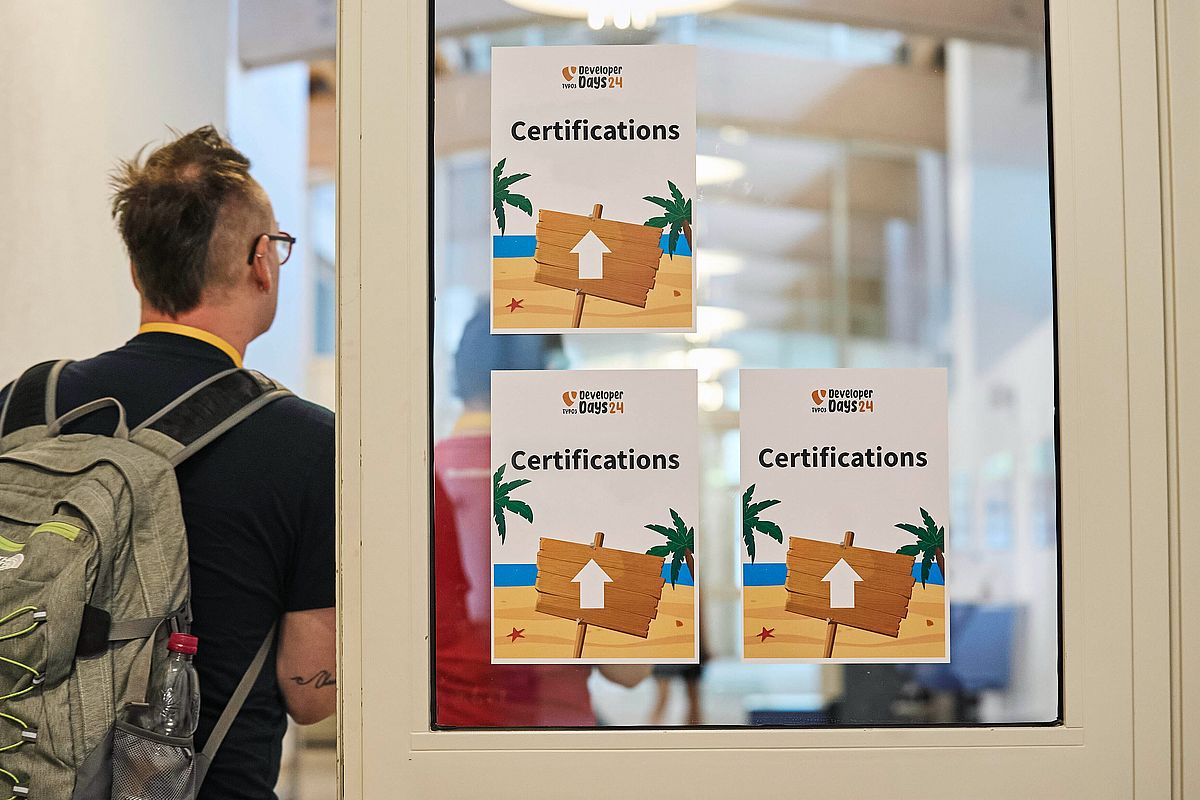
644,509,694,588
741,484,783,563
895,507,945,587
492,158,532,236
492,465,533,543
642,180,692,258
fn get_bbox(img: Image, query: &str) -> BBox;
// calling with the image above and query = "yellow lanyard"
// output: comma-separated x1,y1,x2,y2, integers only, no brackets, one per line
137,323,243,368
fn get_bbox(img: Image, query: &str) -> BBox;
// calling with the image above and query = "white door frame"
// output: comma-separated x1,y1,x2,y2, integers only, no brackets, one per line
334,0,1177,795
1159,0,1200,793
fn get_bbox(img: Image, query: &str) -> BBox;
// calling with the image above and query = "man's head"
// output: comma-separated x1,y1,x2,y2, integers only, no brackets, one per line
111,126,283,337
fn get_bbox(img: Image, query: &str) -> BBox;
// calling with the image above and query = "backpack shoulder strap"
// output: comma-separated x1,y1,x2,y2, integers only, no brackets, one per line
0,359,73,453
194,623,277,790
130,368,293,466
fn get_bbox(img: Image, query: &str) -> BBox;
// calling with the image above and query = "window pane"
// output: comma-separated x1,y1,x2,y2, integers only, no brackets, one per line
432,2,1057,727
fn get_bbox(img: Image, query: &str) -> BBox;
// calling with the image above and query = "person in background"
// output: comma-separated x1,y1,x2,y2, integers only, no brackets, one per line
649,606,707,725
433,305,648,726
1,127,336,798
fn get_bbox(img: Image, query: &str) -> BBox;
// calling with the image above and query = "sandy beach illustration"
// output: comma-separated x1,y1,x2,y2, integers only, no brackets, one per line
495,583,695,660
492,240,693,331
744,583,946,660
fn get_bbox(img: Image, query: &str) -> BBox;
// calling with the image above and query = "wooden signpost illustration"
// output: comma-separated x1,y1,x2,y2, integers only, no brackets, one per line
533,205,664,328
534,532,666,658
784,531,916,658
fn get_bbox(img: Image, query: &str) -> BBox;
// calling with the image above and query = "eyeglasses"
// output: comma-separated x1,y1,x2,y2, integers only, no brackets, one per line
247,232,297,266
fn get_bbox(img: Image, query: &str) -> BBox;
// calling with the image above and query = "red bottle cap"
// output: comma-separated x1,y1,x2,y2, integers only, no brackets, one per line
168,633,199,655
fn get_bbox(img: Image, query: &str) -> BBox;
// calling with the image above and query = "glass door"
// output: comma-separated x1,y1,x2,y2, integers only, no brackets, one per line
336,0,1172,795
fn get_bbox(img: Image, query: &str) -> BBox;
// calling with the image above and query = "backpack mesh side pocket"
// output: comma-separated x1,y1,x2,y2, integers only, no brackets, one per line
110,721,194,800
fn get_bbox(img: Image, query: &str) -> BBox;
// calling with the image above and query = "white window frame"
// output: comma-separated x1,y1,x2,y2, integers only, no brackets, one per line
1160,0,1200,793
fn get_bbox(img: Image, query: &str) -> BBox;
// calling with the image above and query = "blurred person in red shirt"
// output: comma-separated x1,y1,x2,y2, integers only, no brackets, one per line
433,306,647,727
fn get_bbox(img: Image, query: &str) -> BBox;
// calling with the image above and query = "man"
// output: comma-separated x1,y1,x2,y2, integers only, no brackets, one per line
2,126,336,798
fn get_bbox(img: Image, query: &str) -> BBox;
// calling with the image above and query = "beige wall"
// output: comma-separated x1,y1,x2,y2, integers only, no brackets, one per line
0,2,229,384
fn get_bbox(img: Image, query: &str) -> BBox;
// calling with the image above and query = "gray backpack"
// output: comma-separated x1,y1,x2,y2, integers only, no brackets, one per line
0,360,291,799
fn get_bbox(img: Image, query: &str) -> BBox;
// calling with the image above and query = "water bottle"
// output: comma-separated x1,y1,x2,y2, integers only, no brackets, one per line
129,633,201,737
112,633,201,800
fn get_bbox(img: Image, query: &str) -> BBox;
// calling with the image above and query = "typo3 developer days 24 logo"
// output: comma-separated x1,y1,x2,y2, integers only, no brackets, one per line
811,387,876,414
561,64,624,89
562,389,626,415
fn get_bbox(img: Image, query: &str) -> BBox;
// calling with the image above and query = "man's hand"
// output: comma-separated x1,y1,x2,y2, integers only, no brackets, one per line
276,607,336,725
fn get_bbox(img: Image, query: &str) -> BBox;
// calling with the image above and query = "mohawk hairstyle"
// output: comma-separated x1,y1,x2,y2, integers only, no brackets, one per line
111,126,262,315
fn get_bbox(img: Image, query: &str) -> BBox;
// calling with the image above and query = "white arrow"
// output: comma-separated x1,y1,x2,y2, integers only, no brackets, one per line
821,558,863,609
572,559,613,609
570,230,611,279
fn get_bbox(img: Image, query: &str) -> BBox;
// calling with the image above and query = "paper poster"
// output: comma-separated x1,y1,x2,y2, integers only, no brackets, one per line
491,370,699,664
490,45,696,333
739,369,950,663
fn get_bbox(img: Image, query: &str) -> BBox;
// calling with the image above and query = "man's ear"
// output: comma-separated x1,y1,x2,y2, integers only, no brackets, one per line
249,234,273,294
129,262,141,292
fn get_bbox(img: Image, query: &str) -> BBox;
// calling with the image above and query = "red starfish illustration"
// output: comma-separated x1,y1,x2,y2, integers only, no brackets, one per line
506,297,524,313
756,626,775,643
508,627,525,643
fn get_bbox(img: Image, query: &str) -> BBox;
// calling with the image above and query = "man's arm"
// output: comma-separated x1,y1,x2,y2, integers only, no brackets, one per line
276,408,337,725
276,606,337,725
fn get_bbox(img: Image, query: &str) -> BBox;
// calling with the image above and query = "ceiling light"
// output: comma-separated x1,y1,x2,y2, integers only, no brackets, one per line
697,154,745,186
697,381,725,412
718,125,750,146
697,305,746,336
695,249,744,275
631,9,656,29
505,0,734,28
686,305,746,345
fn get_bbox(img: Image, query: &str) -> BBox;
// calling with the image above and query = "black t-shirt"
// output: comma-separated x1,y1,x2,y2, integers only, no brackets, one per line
2,332,335,800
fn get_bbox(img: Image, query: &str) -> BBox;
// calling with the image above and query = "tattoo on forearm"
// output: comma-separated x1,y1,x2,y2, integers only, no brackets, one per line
290,670,337,689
